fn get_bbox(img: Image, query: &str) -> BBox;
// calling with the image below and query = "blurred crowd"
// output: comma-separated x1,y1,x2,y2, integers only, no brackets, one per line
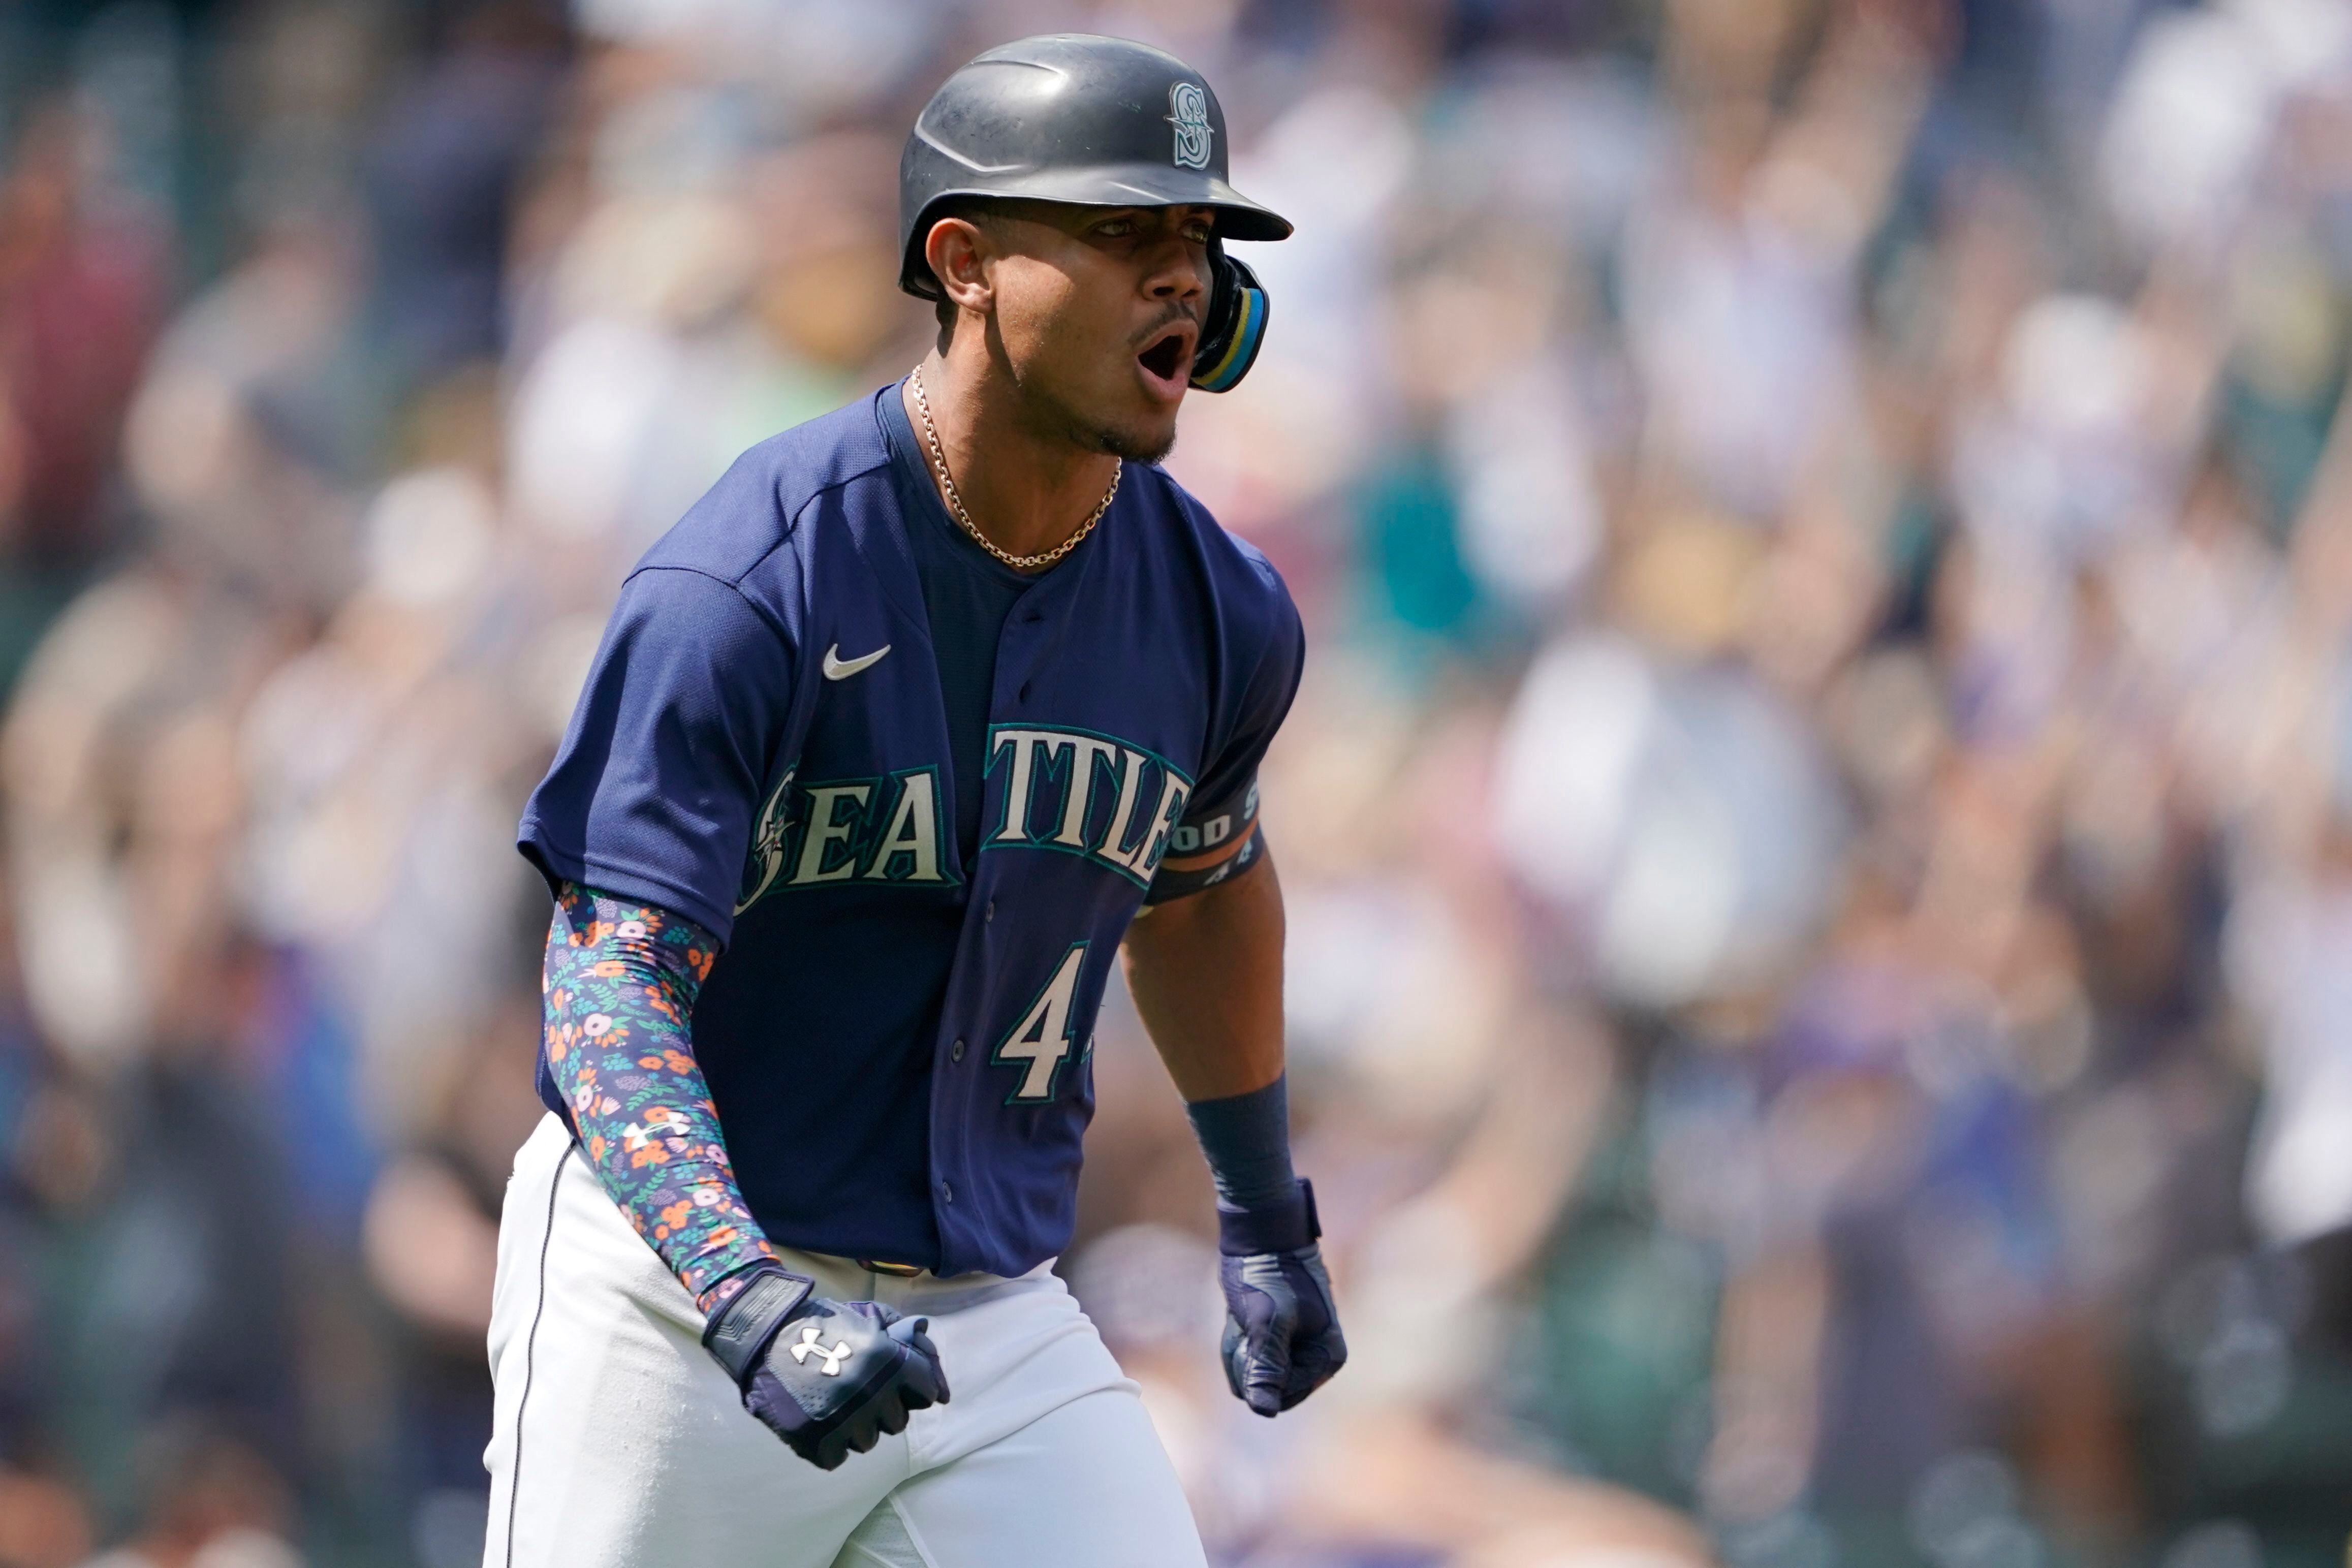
2,0,2350,1564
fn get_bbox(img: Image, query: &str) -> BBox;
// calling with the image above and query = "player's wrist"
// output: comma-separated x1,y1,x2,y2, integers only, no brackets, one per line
1215,1176,1319,1256
701,1262,817,1387
1186,1071,1298,1213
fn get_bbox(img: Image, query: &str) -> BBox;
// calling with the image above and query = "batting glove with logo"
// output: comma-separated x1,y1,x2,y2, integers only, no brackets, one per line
1217,1179,1346,1416
702,1265,949,1470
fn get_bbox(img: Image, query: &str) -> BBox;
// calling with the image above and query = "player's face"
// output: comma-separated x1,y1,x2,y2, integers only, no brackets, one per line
980,204,1213,462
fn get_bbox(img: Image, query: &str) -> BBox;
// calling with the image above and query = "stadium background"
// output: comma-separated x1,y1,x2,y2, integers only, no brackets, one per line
2,0,2350,1564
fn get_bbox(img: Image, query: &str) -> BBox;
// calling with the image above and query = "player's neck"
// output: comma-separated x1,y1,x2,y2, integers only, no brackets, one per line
904,351,1120,571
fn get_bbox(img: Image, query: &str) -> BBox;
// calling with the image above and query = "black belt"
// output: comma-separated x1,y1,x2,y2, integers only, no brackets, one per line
858,1259,927,1277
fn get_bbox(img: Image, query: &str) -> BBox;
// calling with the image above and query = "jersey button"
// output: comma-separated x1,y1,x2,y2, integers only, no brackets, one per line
951,1039,965,1062
940,1180,955,1203
1019,681,1032,701
984,900,995,923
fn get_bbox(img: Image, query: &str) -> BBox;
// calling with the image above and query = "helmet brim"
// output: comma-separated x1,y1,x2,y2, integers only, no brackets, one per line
898,164,1291,298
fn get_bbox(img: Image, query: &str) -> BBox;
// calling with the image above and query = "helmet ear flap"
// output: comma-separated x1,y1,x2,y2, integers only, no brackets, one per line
1190,240,1270,394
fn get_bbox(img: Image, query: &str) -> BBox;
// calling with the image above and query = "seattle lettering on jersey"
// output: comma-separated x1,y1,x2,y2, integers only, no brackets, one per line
732,725,1195,914
737,766,955,912
984,725,1193,889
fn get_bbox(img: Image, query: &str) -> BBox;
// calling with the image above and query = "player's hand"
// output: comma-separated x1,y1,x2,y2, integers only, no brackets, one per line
1216,1179,1345,1416
701,1265,949,1470
744,1300,947,1470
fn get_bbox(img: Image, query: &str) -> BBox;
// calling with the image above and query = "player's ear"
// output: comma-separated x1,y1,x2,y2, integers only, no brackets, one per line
925,216,994,319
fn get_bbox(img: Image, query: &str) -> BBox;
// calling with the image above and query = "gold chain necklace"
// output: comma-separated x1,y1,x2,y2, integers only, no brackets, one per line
909,365,1119,572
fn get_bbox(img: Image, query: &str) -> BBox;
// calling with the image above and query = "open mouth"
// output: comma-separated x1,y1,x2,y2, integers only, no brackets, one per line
1137,323,1194,388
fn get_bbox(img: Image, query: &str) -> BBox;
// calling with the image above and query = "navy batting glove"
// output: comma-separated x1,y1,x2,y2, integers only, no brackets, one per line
702,1265,949,1470
1217,1179,1346,1416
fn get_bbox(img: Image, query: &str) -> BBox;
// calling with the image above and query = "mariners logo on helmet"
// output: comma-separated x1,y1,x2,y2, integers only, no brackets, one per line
1168,82,1213,170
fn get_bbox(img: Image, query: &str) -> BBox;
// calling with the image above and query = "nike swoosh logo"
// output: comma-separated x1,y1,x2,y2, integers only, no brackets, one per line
822,643,891,681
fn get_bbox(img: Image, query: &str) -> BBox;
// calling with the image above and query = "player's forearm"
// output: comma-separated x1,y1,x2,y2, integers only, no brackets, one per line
543,881,781,1314
1121,847,1285,1100
1122,849,1304,1213
1127,847,1341,1410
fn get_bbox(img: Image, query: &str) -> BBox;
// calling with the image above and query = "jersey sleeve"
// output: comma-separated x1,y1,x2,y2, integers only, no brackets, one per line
1146,560,1304,898
518,566,796,944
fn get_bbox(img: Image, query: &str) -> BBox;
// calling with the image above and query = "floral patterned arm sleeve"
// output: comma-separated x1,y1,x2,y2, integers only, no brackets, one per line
543,881,782,1315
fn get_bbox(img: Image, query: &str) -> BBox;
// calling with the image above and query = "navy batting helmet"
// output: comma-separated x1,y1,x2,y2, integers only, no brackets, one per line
899,34,1290,394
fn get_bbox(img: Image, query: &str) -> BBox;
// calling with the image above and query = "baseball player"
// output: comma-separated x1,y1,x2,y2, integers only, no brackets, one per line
481,34,1344,1568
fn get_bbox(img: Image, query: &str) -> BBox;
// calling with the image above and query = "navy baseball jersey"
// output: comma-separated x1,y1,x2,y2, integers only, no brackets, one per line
518,382,1304,1278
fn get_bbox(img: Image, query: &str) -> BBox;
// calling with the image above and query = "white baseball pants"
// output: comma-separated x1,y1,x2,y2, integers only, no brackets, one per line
480,1113,1206,1568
